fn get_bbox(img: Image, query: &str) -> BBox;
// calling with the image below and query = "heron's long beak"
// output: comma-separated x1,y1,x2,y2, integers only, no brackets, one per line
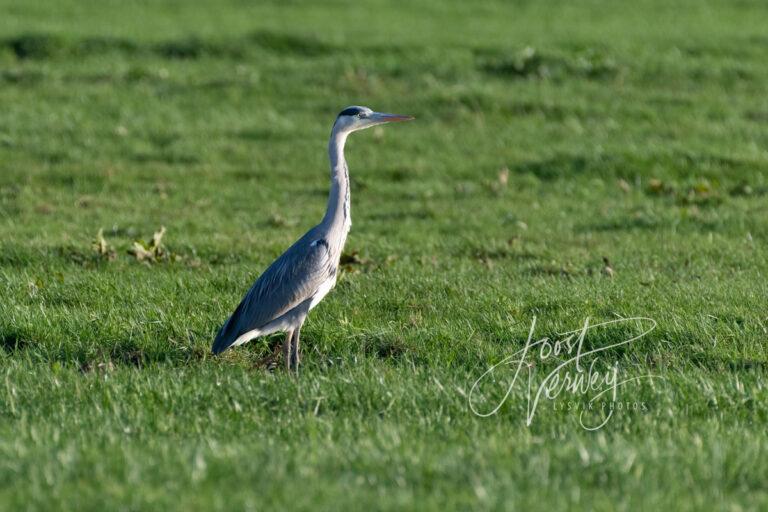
371,112,415,123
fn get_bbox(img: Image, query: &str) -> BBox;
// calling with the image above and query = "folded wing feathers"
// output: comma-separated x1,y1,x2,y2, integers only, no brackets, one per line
212,236,334,354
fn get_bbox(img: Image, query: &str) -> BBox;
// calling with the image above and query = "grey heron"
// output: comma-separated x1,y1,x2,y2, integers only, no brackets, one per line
212,106,414,370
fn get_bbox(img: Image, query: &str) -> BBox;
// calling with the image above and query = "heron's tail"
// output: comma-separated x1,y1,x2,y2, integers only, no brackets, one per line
211,300,247,354
211,319,235,355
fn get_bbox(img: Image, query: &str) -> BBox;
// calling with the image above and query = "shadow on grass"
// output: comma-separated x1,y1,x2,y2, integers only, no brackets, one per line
510,151,768,184
479,46,621,82
131,151,201,165
2,30,340,62
524,265,582,279
365,209,436,222
0,318,314,371
0,326,215,369
0,68,46,85
231,127,292,142
579,216,720,233
361,334,410,361
452,237,541,262
690,354,768,373
579,216,663,233
0,330,31,353
511,153,627,181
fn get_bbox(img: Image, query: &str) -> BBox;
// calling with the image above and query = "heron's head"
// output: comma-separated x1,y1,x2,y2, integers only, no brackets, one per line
333,106,414,134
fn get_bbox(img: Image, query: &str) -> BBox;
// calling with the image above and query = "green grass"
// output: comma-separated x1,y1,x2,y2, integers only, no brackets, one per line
1,0,767,510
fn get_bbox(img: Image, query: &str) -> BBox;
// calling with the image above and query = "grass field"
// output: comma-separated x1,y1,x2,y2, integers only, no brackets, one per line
1,0,767,510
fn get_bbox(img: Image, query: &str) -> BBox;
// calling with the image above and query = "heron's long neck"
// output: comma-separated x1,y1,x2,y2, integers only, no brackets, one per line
322,129,351,233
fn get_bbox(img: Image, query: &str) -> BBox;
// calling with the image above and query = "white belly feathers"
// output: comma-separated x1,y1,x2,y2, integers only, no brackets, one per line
309,274,337,311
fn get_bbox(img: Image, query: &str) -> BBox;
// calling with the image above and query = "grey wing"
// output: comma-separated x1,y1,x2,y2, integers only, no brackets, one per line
212,236,333,354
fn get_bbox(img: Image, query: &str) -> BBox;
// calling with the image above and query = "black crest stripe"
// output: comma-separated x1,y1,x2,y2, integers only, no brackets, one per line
338,107,363,117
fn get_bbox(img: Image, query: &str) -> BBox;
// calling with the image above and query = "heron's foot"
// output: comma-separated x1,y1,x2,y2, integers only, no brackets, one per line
289,328,301,374
282,330,293,371
289,350,300,373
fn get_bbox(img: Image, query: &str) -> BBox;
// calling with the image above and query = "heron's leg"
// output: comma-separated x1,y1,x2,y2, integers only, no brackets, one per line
283,329,294,371
290,326,301,372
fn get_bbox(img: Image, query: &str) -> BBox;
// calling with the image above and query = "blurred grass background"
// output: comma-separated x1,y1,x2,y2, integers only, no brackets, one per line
1,0,767,510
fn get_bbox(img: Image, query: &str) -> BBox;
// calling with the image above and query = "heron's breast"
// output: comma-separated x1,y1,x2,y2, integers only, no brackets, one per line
308,274,337,311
